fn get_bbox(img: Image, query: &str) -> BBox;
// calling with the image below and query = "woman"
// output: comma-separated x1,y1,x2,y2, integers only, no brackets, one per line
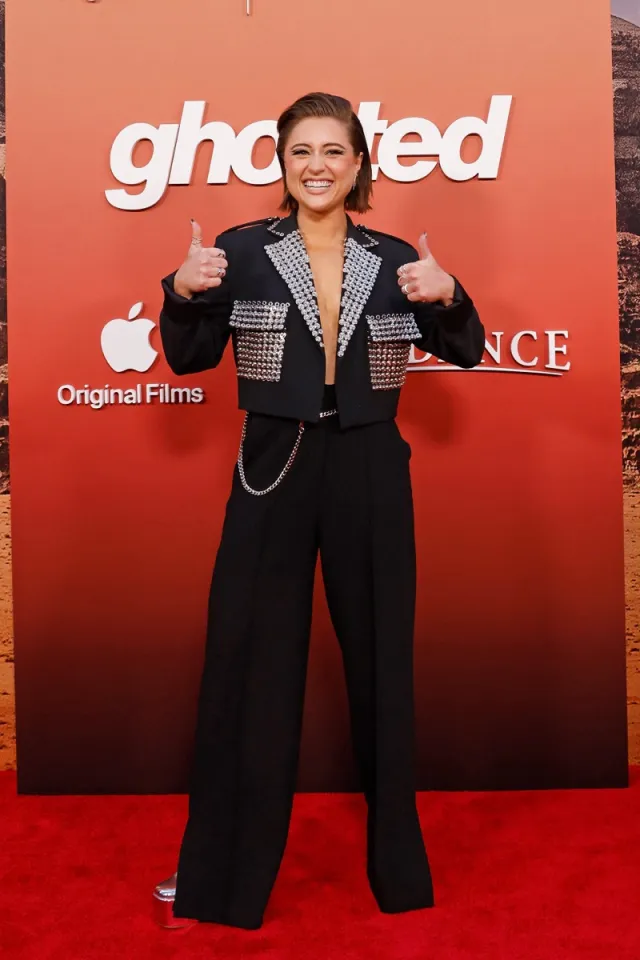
153,92,485,931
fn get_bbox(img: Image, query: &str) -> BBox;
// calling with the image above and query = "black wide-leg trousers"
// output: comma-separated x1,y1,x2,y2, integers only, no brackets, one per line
172,401,434,929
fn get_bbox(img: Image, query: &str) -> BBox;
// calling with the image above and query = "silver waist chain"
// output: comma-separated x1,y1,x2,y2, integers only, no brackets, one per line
237,408,338,496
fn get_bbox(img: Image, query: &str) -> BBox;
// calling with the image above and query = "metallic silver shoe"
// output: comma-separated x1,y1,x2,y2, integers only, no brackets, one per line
152,872,196,929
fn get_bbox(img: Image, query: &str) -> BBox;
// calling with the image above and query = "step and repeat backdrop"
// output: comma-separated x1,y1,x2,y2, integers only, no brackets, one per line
6,0,629,792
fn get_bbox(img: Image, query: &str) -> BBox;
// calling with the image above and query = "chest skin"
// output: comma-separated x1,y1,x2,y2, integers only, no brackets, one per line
305,244,345,385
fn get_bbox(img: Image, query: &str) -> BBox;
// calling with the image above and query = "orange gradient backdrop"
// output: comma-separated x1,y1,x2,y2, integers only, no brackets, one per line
7,0,628,792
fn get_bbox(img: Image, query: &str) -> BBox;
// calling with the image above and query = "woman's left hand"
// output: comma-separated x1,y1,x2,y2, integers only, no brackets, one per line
397,233,456,305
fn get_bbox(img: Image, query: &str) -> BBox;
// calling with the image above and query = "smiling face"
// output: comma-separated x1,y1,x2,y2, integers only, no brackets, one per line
282,116,363,216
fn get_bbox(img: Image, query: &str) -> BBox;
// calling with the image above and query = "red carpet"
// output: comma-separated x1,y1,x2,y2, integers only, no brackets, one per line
2,768,640,960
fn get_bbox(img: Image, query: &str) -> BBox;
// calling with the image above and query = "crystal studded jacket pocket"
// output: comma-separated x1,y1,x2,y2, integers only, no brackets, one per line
230,301,290,382
366,313,421,390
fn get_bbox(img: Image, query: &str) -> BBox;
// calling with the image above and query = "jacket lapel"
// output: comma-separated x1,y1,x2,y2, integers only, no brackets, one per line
265,213,382,355
337,220,382,358
265,214,324,347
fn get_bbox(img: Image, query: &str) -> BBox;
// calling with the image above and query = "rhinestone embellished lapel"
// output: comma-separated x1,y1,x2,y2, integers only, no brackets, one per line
264,229,324,347
265,215,383,355
337,238,382,358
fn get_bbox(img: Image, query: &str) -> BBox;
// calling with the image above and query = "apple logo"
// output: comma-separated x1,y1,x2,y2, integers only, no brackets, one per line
100,302,158,373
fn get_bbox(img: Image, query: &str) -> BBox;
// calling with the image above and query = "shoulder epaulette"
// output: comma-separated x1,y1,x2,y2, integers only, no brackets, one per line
357,224,415,251
222,216,279,234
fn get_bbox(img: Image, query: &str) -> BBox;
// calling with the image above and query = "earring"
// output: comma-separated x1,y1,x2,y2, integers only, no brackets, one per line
352,174,358,191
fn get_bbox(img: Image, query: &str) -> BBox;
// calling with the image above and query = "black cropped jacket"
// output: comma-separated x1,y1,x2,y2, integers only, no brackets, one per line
159,211,485,428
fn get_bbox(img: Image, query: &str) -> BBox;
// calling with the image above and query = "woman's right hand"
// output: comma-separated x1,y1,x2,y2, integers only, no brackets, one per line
172,220,228,299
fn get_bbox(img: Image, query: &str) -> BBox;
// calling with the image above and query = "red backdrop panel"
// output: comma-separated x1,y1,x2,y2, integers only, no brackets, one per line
7,0,627,792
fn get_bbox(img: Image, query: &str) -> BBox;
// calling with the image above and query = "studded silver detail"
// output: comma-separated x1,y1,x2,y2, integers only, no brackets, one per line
235,330,287,381
265,231,324,348
368,341,412,390
266,217,288,237
366,311,417,389
337,238,383,358
355,224,379,248
366,312,421,342
230,300,289,330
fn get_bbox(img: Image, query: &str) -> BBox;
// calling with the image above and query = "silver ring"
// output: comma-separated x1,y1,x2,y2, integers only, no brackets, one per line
191,236,202,246
402,283,410,295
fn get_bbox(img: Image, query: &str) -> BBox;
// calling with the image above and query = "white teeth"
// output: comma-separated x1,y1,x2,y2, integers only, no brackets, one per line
304,180,332,188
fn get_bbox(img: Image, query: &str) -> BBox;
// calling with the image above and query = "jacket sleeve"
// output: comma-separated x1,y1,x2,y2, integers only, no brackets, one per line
412,277,486,369
158,238,232,376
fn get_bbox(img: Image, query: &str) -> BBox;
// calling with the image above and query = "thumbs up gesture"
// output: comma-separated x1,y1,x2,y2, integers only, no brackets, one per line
173,220,229,299
397,233,456,306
